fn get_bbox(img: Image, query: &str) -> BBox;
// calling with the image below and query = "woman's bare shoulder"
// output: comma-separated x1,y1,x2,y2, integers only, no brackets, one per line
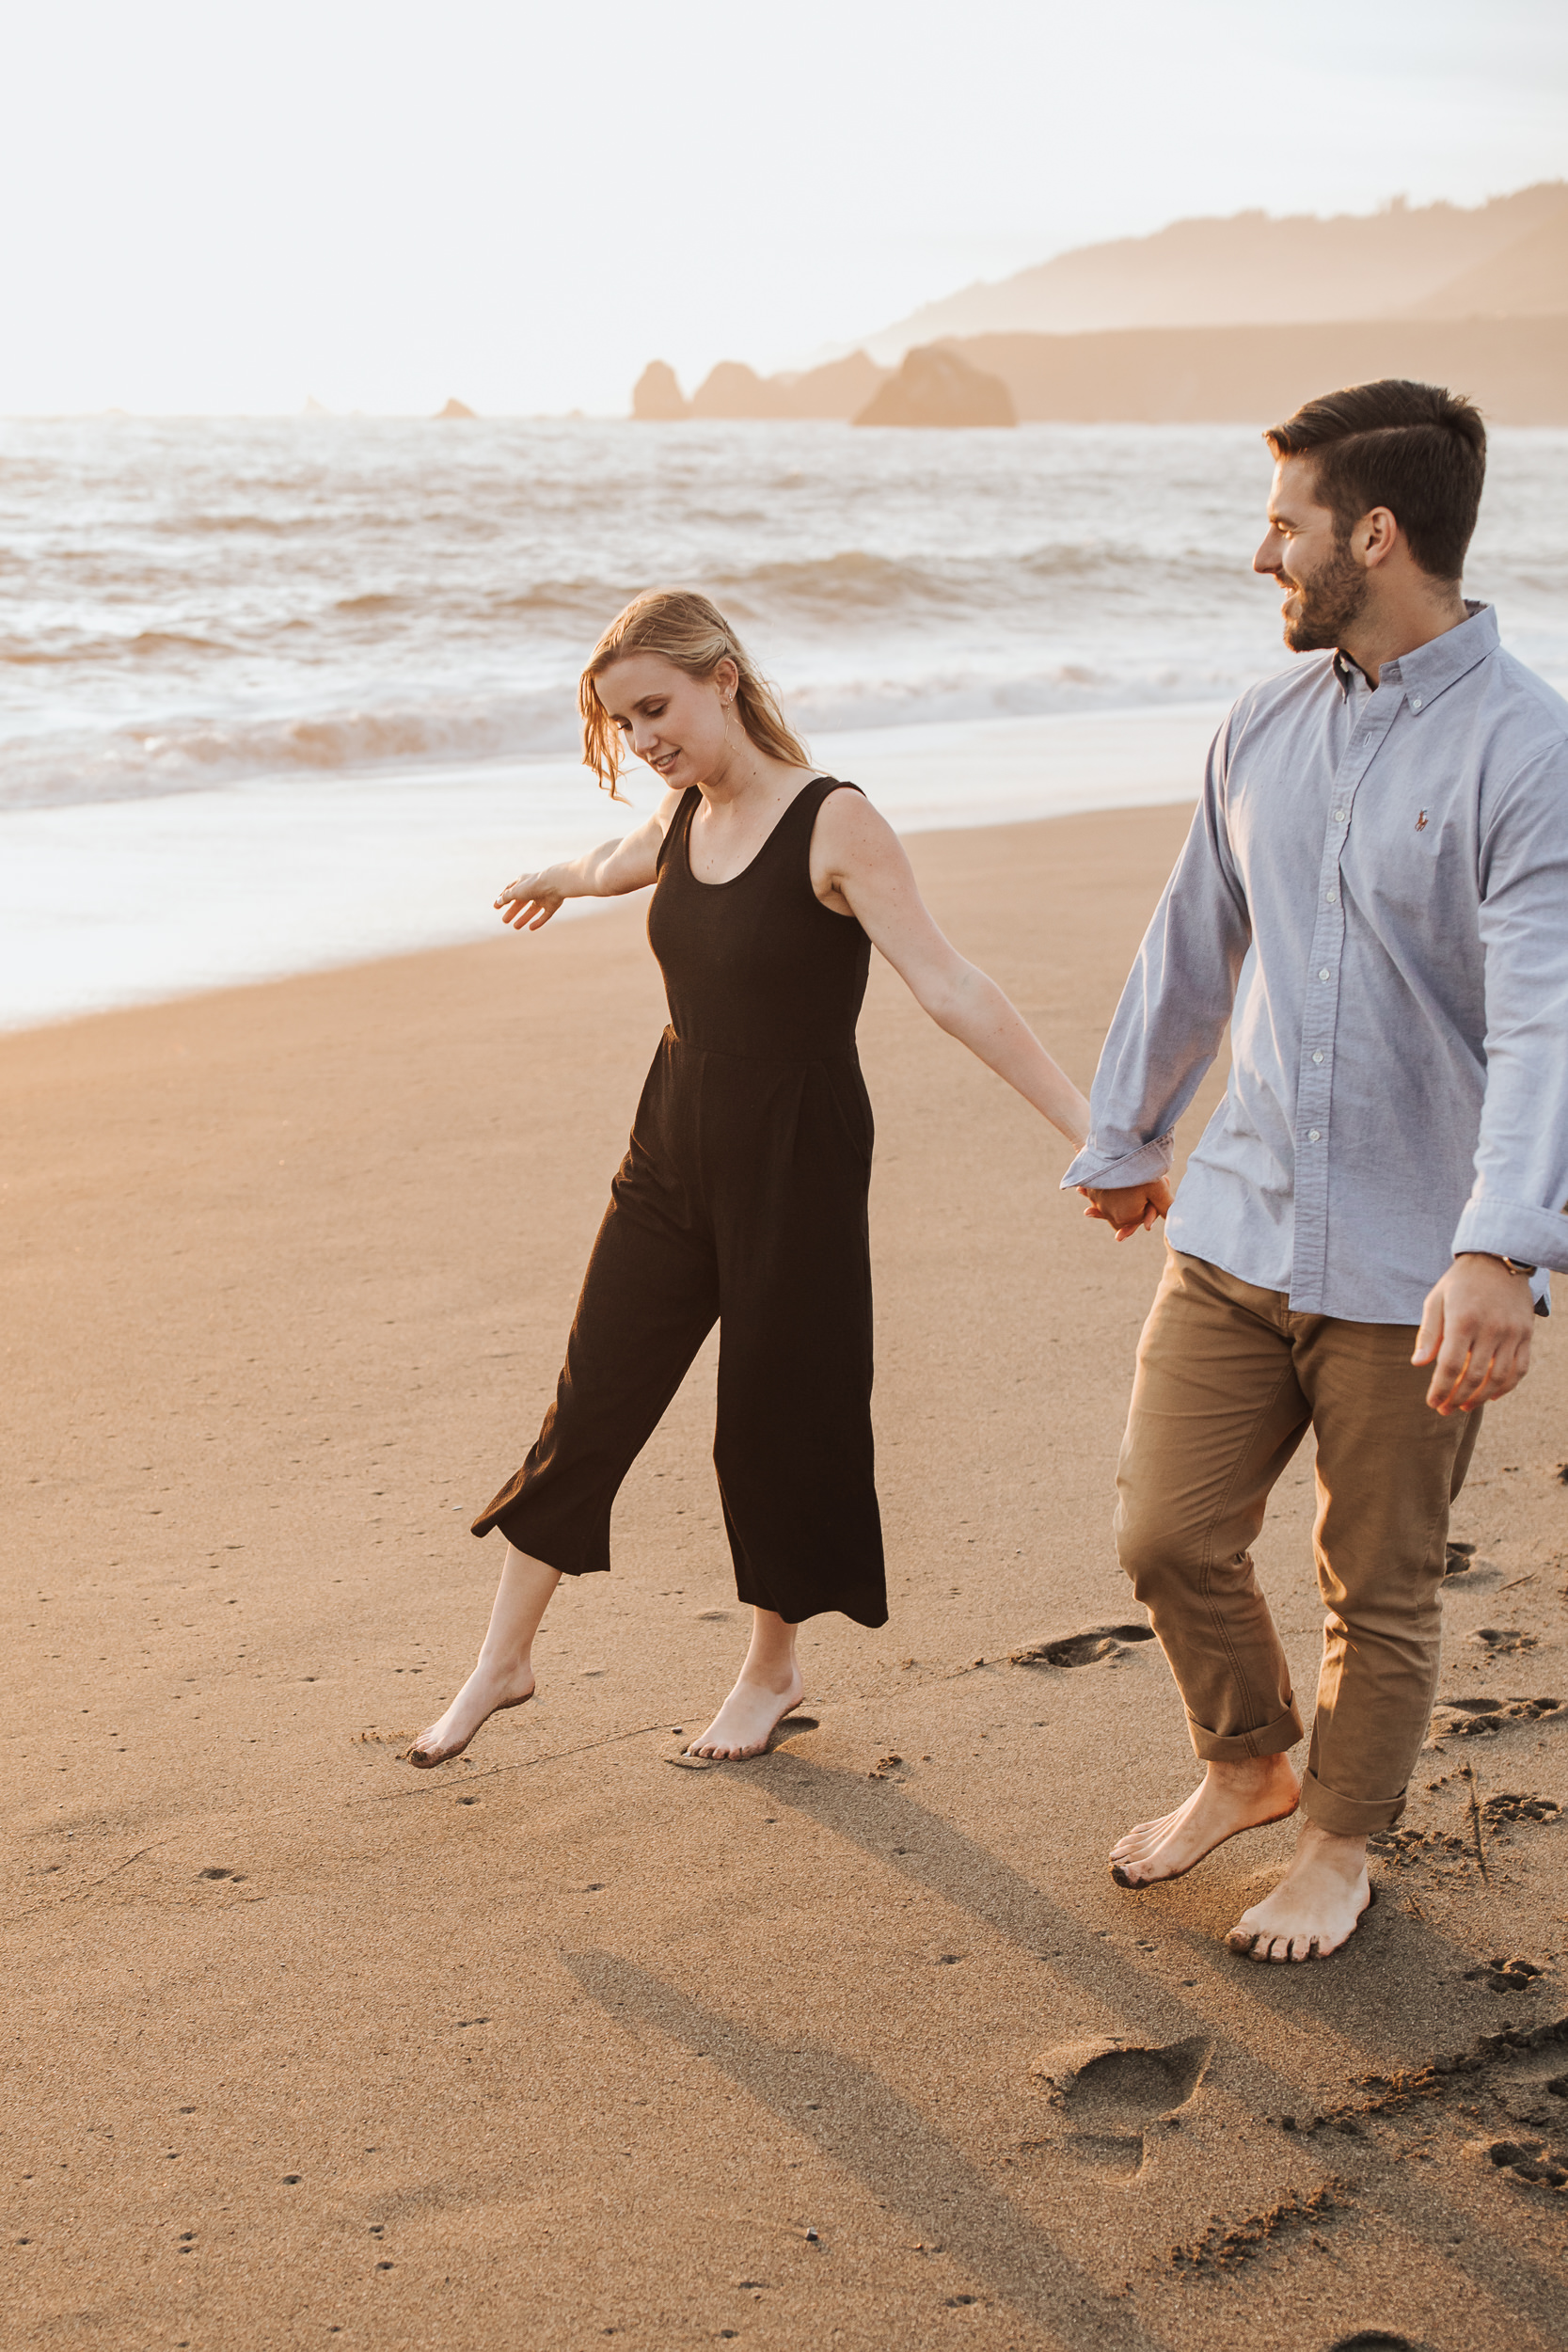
812,780,899,854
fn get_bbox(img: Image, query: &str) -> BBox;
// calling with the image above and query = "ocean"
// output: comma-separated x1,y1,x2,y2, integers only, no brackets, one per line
4,418,1565,1025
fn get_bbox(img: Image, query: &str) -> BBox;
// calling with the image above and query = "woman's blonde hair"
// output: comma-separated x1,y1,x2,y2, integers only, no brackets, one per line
578,588,809,799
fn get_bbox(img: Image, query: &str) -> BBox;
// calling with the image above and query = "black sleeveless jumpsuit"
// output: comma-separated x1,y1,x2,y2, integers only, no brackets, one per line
471,776,887,1629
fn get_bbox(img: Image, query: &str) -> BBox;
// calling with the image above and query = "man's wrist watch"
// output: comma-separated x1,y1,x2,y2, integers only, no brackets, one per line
1502,1257,1538,1279
1457,1251,1537,1277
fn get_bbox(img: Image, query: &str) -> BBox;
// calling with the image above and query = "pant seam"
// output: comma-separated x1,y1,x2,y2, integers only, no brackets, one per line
1196,1353,1305,1757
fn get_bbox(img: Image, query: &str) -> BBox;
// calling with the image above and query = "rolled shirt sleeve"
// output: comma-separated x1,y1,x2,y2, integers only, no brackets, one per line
1062,720,1252,1194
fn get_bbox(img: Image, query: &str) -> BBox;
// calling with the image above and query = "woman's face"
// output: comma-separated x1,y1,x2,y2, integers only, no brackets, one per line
595,653,735,790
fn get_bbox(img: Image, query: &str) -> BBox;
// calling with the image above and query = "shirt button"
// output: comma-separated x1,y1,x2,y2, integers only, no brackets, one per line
1410,695,1423,711
1307,1129,1321,1143
1312,1050,1324,1064
1325,888,1338,903
1333,808,1347,821
1318,968,1331,981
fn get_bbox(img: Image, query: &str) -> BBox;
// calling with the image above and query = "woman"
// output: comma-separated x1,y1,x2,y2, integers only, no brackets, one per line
410,590,1089,1769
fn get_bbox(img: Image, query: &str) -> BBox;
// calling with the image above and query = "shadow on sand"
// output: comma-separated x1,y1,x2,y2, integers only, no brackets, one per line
562,1945,1166,2348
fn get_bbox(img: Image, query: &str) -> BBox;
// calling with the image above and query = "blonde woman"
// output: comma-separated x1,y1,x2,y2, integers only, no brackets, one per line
411,591,1089,1768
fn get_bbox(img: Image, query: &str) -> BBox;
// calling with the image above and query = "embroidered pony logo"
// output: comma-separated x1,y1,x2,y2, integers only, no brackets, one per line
1415,810,1429,831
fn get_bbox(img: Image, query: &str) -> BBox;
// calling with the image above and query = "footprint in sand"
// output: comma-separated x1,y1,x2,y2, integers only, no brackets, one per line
1468,1627,1538,1655
1009,1624,1157,1670
1025,2034,1211,2173
1434,1694,1562,1740
1481,1792,1560,1827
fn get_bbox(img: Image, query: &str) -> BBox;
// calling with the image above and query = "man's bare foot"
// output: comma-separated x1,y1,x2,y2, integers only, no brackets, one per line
684,1662,804,1760
1225,1822,1371,1963
1109,1755,1301,1887
406,1661,534,1767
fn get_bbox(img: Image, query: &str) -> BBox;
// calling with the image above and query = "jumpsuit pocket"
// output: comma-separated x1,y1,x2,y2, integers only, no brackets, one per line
820,1057,875,1170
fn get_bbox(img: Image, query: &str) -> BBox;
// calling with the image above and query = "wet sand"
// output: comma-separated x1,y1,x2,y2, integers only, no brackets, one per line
4,803,1566,2350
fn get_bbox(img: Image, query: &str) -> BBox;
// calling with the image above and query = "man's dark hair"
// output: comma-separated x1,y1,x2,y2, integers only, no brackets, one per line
1264,378,1486,582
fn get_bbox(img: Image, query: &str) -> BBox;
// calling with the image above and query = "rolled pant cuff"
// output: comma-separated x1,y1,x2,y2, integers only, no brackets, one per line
1186,1702,1304,1763
1300,1769,1404,1836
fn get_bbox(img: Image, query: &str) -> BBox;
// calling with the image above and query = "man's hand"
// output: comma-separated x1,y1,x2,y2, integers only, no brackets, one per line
1078,1176,1175,1241
1412,1254,1535,1415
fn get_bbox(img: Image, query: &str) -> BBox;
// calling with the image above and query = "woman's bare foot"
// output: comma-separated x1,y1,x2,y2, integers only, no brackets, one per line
685,1661,804,1759
1226,1822,1371,1963
407,1661,534,1767
685,1605,805,1760
1109,1755,1301,1886
404,1542,560,1768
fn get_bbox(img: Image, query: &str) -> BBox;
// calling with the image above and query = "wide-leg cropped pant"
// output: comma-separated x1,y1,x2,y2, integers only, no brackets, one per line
1115,1248,1481,1834
472,1032,888,1629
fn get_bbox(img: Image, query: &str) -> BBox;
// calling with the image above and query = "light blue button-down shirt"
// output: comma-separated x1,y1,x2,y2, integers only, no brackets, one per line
1062,605,1568,1322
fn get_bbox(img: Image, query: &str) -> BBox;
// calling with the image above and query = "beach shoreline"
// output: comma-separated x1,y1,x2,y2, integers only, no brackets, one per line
5,800,1566,2349
0,702,1226,1032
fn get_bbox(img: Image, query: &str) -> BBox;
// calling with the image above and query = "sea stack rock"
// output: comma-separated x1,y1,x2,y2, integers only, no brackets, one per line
632,360,689,420
854,343,1015,428
436,397,477,419
689,361,776,419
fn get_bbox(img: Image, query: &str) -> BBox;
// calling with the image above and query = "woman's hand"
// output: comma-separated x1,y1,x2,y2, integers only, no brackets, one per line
495,871,565,930
493,799,679,934
1079,1177,1174,1239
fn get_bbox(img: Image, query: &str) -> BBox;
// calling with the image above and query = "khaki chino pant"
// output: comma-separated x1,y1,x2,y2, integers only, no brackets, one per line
1115,1249,1481,1835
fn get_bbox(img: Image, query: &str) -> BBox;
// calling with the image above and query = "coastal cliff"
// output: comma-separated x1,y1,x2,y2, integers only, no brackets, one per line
949,316,1568,426
633,349,889,421
853,345,1015,428
633,315,1568,426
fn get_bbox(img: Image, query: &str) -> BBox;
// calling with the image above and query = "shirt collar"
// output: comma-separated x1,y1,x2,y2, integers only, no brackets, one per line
1336,600,1498,707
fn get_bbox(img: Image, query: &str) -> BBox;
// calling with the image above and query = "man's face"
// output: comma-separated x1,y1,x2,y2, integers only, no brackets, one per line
1254,455,1368,652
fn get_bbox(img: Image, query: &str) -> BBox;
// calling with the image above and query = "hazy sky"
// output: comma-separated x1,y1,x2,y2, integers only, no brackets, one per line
3,0,1563,416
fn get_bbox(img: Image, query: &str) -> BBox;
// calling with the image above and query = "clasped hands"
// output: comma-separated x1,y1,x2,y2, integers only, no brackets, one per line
1077,1176,1174,1241
1077,1178,1534,1415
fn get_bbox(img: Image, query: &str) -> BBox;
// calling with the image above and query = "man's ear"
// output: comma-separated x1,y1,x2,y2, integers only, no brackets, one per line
1356,506,1401,572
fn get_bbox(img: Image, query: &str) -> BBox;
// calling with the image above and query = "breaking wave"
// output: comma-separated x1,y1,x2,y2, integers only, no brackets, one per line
3,414,1563,811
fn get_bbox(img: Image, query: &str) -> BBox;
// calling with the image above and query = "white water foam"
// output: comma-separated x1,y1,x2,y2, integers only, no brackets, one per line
0,706,1224,1029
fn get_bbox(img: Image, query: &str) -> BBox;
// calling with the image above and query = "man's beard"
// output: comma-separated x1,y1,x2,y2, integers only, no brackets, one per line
1280,534,1369,653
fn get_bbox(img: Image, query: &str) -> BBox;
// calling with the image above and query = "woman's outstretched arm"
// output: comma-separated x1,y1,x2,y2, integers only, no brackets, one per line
495,789,681,930
813,789,1091,1147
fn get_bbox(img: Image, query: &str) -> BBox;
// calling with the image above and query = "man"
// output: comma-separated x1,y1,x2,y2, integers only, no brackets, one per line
1063,378,1568,1963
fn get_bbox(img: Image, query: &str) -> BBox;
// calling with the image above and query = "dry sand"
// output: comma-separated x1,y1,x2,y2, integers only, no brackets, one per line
4,805,1567,2351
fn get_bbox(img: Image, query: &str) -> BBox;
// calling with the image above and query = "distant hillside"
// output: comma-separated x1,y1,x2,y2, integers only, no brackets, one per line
939,318,1568,428
632,316,1567,427
1407,205,1568,320
863,184,1568,358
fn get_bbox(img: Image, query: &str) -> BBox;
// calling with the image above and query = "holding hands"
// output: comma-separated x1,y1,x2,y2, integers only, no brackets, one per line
1079,1176,1174,1241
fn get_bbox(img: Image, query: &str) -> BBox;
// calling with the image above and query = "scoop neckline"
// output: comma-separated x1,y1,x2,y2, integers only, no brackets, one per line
681,772,832,891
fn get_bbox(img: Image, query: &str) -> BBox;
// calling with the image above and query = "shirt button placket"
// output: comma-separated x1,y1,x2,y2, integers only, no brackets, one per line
1296,782,1354,1305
